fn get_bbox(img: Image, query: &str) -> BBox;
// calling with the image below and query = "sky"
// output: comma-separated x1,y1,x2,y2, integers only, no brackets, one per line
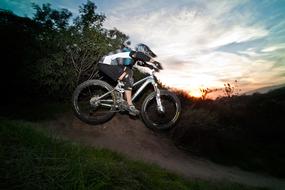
1,0,285,97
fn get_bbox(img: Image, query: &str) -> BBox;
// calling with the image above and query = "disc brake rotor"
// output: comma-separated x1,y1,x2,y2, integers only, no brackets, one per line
90,95,100,107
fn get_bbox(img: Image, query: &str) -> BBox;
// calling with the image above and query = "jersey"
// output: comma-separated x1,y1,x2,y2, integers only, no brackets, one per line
100,47,134,66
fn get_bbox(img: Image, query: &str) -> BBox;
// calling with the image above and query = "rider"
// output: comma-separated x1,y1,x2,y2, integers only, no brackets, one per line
98,41,162,116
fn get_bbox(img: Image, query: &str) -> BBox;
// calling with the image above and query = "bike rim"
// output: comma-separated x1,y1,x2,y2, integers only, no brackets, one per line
144,94,180,128
75,84,115,118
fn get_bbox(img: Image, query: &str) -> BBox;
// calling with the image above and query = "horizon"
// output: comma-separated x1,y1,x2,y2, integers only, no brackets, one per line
1,0,285,98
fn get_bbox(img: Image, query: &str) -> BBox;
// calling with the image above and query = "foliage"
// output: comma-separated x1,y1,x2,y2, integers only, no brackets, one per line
32,3,72,30
171,87,285,177
0,1,128,101
74,0,106,31
0,10,42,99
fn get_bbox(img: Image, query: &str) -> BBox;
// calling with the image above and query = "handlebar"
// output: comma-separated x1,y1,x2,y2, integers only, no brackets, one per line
136,61,162,72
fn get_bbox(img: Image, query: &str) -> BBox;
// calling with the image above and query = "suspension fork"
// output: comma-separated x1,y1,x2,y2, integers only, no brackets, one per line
153,82,165,113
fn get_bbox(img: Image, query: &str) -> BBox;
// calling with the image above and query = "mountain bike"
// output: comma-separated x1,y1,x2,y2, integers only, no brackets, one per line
72,63,181,130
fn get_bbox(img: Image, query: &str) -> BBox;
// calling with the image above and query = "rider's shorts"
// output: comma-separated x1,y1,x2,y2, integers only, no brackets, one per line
98,63,125,81
98,63,134,90
121,68,134,90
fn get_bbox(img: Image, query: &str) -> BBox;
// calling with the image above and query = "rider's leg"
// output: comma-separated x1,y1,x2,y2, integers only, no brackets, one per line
124,90,133,106
118,71,127,80
118,71,133,106
119,69,139,115
98,64,136,109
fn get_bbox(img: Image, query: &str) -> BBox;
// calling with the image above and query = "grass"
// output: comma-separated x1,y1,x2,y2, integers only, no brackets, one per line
0,119,266,190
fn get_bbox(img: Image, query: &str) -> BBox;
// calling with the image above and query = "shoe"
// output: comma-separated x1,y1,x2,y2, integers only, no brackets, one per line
128,105,140,116
120,100,129,110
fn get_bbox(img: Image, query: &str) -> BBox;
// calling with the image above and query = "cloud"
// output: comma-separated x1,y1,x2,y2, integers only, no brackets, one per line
101,0,285,96
207,26,268,48
104,0,268,53
261,43,285,52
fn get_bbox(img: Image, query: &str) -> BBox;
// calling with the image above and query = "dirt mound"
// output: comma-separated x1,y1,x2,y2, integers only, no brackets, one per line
45,113,285,190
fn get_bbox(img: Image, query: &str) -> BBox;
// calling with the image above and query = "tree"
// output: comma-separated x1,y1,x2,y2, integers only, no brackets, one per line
65,0,114,84
30,1,128,99
1,1,129,100
108,27,129,47
64,31,110,84
32,3,72,30
64,1,128,84
74,0,106,32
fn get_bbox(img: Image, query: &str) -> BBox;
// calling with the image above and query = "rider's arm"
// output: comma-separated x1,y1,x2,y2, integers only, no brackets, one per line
130,51,151,62
130,51,163,70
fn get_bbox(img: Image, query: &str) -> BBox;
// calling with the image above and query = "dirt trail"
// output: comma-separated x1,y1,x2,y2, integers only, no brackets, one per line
45,113,285,190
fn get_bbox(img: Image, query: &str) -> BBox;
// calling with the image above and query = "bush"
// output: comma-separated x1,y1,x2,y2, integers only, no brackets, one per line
171,87,285,177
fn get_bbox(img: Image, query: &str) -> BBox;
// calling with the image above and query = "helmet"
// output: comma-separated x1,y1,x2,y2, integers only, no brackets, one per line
135,43,157,58
122,40,131,48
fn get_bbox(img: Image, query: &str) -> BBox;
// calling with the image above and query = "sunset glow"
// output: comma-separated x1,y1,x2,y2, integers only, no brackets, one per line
189,89,203,98
100,0,285,97
2,0,285,98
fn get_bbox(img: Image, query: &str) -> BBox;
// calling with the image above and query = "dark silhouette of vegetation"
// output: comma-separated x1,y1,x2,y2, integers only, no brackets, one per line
172,86,285,177
198,80,241,100
199,87,218,100
223,83,235,97
223,80,241,97
0,1,127,102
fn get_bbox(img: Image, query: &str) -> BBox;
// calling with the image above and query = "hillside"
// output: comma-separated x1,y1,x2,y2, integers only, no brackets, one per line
244,84,285,95
172,87,285,178
1,85,285,190
0,119,267,190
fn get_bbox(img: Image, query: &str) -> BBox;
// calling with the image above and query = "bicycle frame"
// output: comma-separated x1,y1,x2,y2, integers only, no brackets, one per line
92,70,164,112
132,73,164,112
132,74,158,101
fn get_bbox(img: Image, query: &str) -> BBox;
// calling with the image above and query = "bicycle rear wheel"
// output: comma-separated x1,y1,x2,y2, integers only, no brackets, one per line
72,80,116,125
141,90,181,130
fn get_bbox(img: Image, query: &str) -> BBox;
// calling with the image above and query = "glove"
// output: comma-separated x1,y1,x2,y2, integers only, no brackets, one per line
153,61,163,70
152,66,160,72
145,63,160,72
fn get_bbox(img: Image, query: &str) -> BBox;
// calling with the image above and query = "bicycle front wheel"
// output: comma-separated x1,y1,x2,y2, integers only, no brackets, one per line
72,80,116,125
141,90,181,130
